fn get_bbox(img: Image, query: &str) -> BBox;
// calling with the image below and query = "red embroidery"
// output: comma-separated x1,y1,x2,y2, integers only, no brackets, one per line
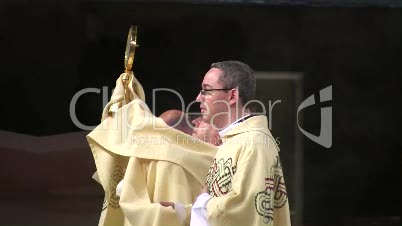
206,158,237,197
255,156,288,224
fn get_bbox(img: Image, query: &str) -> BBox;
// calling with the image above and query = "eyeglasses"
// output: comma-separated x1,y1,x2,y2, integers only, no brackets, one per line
199,88,232,96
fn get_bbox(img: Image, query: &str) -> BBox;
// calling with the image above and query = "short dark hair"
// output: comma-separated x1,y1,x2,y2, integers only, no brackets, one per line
210,60,256,106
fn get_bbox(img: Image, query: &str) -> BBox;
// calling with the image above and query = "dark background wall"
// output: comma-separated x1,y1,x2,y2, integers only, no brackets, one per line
0,0,400,225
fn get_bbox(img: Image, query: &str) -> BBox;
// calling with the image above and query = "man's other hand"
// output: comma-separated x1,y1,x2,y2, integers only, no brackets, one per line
201,185,209,194
159,201,175,209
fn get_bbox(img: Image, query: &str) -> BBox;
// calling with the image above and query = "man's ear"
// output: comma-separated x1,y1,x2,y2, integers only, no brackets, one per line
228,88,239,106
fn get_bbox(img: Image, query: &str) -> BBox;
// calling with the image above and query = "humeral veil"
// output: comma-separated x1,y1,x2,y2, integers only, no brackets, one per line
87,72,217,226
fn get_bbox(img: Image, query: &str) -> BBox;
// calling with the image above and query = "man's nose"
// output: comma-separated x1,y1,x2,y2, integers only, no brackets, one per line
196,92,203,102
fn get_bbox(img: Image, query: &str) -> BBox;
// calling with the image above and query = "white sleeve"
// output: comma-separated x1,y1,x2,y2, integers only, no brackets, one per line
174,202,186,226
190,193,212,226
116,179,124,197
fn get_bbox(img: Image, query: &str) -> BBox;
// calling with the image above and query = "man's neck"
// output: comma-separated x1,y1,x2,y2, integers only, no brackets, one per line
226,106,250,123
210,106,249,131
224,106,250,129
218,112,252,138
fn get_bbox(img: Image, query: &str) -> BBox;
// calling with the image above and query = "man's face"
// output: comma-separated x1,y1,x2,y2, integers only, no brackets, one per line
196,68,231,129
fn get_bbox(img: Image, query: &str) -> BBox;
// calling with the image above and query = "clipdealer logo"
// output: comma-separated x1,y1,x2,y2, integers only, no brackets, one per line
69,85,333,148
297,86,332,148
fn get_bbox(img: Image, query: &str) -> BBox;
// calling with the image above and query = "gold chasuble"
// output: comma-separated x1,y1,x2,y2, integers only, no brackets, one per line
87,73,218,226
205,116,291,226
